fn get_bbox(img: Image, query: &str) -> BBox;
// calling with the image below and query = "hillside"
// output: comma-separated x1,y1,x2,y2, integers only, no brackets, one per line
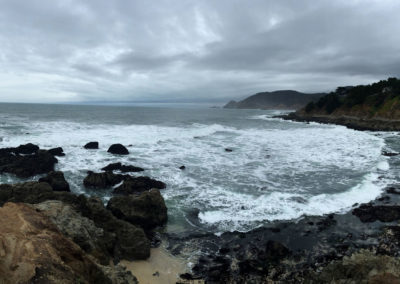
283,78,400,130
224,90,325,110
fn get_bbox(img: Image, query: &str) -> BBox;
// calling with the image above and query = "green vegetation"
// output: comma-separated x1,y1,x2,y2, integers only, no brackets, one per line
305,77,400,115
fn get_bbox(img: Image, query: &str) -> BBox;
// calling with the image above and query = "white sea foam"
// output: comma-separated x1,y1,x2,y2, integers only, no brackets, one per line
0,115,390,232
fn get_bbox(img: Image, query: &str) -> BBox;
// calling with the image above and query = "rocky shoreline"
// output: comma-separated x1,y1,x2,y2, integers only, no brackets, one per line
1,141,400,283
278,112,400,131
0,143,172,283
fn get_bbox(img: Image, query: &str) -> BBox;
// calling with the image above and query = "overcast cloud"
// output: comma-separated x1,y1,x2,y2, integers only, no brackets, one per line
0,0,399,103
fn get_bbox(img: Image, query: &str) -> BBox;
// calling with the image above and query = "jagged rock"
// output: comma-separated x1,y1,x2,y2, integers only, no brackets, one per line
107,189,167,230
34,200,110,264
102,162,144,173
0,182,151,261
83,171,126,188
108,144,129,155
14,143,39,154
84,141,99,149
39,171,70,192
112,176,166,195
81,197,150,260
48,147,65,156
352,204,400,222
0,146,58,178
0,202,114,284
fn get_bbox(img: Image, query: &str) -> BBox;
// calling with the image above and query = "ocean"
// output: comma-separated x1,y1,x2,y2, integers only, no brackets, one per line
0,102,397,234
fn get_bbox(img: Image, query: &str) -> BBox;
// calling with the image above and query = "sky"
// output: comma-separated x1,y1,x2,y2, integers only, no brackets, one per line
0,0,399,103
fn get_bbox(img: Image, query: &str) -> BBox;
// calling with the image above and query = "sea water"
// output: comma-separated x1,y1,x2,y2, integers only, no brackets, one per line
0,103,397,234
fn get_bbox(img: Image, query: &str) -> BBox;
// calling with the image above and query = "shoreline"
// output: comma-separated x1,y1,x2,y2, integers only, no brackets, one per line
277,112,400,131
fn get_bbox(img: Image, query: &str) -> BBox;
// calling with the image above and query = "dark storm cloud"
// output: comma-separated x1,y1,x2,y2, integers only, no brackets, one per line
0,0,399,102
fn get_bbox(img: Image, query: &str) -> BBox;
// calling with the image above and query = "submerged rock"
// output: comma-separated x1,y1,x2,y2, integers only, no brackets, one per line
107,189,168,230
39,171,70,192
84,141,99,149
102,162,144,173
112,176,166,195
83,171,126,188
107,144,129,155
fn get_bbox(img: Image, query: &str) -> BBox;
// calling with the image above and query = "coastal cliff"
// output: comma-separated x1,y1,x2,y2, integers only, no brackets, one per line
282,78,400,130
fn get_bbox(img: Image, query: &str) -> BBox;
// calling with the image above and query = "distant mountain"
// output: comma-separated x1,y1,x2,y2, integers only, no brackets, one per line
223,90,326,110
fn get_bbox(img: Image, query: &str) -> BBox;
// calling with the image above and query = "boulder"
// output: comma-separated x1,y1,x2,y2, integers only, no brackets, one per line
48,147,65,156
113,176,166,195
83,171,126,188
107,189,168,230
39,171,70,192
108,144,129,155
84,141,99,149
102,162,144,173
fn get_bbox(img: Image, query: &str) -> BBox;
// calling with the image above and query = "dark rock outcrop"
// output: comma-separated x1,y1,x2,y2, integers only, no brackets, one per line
108,144,129,155
102,162,144,173
107,189,168,230
352,204,400,222
84,141,99,149
39,171,70,192
83,171,126,188
0,144,58,178
48,147,65,156
112,176,166,195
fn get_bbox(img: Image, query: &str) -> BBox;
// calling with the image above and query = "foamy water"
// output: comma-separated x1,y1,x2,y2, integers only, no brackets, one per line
0,104,394,233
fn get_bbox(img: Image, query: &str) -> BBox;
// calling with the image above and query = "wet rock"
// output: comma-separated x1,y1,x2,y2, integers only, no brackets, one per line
102,162,144,173
382,151,399,157
387,187,400,195
0,146,58,178
107,189,167,230
112,176,166,195
39,171,70,192
48,147,65,156
84,141,99,149
83,171,126,188
81,197,150,260
353,204,400,222
14,143,39,154
108,144,129,155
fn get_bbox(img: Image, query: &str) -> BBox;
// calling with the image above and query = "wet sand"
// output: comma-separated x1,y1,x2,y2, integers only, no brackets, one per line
121,246,189,284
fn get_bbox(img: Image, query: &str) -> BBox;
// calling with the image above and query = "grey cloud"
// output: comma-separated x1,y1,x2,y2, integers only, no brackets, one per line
0,0,399,103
